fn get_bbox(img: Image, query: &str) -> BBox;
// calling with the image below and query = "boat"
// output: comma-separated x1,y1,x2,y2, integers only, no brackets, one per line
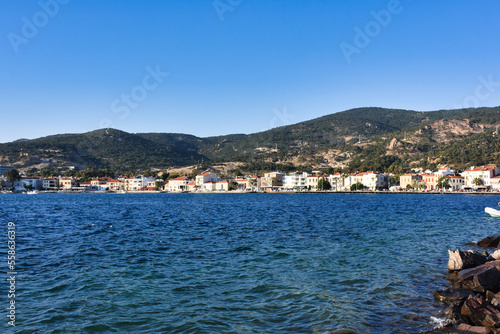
26,190,39,195
485,207,500,218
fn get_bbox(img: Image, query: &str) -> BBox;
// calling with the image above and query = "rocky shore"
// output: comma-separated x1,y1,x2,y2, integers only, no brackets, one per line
433,236,500,333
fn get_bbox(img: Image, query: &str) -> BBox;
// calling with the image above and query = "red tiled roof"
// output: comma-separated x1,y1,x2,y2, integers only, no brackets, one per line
170,176,189,181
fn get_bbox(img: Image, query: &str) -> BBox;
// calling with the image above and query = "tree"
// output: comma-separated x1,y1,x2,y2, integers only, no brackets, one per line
5,169,20,184
318,178,331,190
350,182,364,191
228,181,238,191
154,181,163,191
390,175,400,186
472,177,484,186
436,176,451,190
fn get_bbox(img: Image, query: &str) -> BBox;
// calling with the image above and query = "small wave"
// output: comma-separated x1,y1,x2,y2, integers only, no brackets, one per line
429,316,450,329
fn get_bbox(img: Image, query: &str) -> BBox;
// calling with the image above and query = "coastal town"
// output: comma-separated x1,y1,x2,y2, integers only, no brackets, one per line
1,164,500,193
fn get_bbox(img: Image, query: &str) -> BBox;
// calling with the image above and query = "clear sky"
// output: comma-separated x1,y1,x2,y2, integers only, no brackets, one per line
1,0,500,143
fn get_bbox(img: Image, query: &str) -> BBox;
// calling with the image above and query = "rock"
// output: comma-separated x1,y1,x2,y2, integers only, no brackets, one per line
456,323,493,334
478,236,500,248
444,299,468,325
490,250,500,260
458,263,500,293
448,250,489,271
461,295,500,328
434,288,469,302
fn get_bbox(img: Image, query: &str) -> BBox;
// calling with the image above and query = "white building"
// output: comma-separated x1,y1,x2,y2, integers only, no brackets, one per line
215,180,229,191
283,172,309,190
167,176,190,192
361,172,387,191
461,166,500,189
328,173,344,191
196,172,218,187
42,177,59,190
125,175,155,191
202,182,216,191
307,175,320,190
435,167,455,178
446,175,465,191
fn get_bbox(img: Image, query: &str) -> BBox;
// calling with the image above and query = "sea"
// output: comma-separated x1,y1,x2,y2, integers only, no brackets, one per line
1,192,499,333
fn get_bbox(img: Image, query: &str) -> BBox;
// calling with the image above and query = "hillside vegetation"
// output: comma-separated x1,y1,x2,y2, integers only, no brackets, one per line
1,106,500,173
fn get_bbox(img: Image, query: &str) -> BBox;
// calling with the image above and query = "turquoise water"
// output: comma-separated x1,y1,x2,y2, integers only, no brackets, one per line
1,193,499,333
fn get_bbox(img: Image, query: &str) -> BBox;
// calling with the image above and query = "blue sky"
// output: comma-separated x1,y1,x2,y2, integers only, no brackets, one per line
1,0,500,143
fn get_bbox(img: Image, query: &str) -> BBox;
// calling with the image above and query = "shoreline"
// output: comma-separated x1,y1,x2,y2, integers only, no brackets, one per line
3,190,500,195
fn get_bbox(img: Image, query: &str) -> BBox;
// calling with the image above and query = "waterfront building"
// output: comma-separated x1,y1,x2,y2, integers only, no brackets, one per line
261,172,283,191
107,179,123,191
461,165,500,189
362,171,387,191
328,173,344,191
435,167,455,178
215,180,229,191
446,175,465,191
421,173,436,191
283,172,309,190
125,175,155,191
307,175,319,190
167,176,190,192
400,174,422,190
60,177,76,190
196,172,218,187
42,177,59,190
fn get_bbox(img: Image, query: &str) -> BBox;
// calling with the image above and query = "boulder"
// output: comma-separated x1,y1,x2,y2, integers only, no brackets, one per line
458,263,500,293
490,250,500,260
444,299,468,325
478,236,500,248
461,295,500,328
434,288,469,302
448,250,489,271
456,323,493,334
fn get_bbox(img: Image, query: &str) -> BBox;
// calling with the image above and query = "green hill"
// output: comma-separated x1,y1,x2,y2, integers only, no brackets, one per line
1,106,500,173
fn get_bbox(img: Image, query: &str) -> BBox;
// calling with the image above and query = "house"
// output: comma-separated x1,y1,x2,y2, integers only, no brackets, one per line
107,179,123,191
328,173,344,191
283,172,309,190
446,175,465,191
261,172,284,190
196,173,218,187
343,173,363,190
59,177,76,190
42,177,59,190
307,175,319,190
125,175,155,191
80,181,92,190
247,176,261,191
490,176,500,191
235,179,249,191
435,167,455,178
461,165,500,189
202,181,216,191
362,171,387,191
421,173,436,191
167,176,190,192
91,178,108,191
215,180,229,191
19,176,43,190
187,182,197,192
400,174,422,190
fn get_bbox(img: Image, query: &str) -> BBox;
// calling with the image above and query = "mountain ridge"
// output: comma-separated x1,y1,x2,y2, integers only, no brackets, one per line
1,106,500,173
